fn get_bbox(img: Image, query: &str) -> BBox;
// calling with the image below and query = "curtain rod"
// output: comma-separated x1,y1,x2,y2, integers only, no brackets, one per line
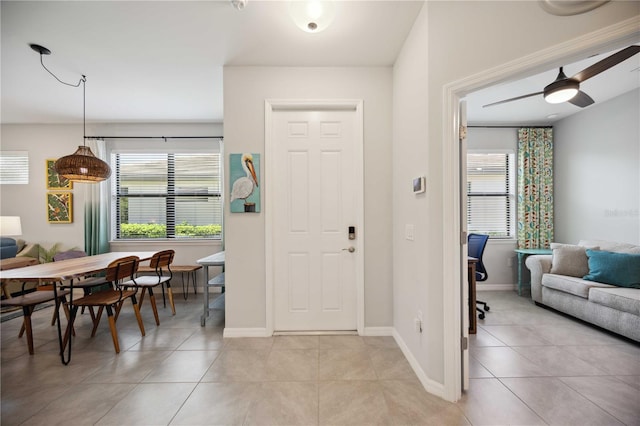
467,125,553,129
88,136,223,140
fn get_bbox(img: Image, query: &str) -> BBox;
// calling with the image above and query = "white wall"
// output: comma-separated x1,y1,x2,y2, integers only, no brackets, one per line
392,0,639,395
0,122,224,288
554,88,640,245
223,66,393,331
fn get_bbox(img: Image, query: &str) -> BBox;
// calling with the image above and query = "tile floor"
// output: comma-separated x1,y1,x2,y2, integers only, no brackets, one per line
1,290,638,425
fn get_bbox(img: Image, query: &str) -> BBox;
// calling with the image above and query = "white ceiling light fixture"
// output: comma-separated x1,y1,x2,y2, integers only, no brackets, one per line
231,0,247,10
290,0,336,33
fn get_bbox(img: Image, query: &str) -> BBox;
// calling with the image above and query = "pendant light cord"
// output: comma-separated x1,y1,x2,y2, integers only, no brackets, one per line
38,53,84,87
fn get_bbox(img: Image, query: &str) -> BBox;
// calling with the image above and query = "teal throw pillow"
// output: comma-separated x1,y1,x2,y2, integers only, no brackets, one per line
583,249,640,288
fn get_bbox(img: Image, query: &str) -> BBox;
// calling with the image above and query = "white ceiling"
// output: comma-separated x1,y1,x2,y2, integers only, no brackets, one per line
1,0,423,124
2,1,638,126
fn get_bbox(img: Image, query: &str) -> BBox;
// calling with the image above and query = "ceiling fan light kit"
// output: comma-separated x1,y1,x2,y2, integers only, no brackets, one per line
30,43,111,183
484,45,640,109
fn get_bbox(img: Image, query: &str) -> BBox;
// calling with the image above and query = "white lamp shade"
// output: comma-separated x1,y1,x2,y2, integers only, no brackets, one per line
290,0,336,33
0,216,22,236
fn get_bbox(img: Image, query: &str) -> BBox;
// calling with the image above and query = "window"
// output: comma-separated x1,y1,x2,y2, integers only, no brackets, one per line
112,152,222,240
0,151,29,184
467,152,514,238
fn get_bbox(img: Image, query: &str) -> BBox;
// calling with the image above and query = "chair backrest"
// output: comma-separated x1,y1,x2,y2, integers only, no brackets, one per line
149,249,174,272
468,233,489,281
105,256,140,283
53,250,88,262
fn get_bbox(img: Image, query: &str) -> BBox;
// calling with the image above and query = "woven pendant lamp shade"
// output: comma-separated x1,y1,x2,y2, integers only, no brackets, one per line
54,146,111,183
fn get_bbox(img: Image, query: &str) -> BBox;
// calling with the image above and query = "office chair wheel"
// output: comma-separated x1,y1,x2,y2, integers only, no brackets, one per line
479,312,485,320
485,306,490,311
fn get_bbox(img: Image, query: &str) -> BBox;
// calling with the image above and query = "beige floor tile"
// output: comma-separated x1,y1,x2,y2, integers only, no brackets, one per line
223,336,274,351
319,381,391,425
615,375,640,391
363,336,398,348
458,378,546,425
176,327,226,350
265,349,319,381
170,382,259,425
526,323,627,346
319,349,377,380
245,381,319,425
471,346,553,378
468,355,494,378
0,383,62,426
368,347,416,380
560,376,640,426
480,325,552,346
95,382,196,425
319,335,367,350
201,349,269,382
272,335,319,350
511,345,608,376
502,377,625,426
128,327,195,351
470,326,507,347
83,350,173,383
20,383,135,426
561,345,640,375
142,350,220,382
381,379,471,425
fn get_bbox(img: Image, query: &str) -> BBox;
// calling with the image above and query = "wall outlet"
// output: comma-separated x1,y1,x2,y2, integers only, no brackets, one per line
414,317,422,333
405,224,415,241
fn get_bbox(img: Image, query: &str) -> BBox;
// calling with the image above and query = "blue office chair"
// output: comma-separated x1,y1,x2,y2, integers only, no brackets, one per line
468,233,490,320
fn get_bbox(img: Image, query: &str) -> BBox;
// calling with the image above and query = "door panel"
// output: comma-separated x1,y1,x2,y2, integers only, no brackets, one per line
273,109,358,331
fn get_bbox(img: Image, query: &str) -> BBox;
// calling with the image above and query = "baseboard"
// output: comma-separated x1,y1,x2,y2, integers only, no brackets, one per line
392,328,446,399
362,326,394,336
223,327,270,338
476,284,515,291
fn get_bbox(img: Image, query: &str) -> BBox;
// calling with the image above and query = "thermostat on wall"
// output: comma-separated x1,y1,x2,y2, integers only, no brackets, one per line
413,176,425,194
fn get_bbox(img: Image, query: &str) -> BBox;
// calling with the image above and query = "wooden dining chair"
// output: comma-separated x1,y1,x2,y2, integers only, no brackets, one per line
123,249,175,326
63,255,145,354
0,287,71,355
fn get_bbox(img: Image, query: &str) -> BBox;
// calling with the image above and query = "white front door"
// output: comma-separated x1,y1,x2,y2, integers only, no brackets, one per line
270,107,361,331
459,100,470,390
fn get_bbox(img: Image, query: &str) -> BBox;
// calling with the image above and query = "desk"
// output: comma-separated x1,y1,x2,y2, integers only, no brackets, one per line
514,248,552,296
468,257,478,334
197,251,225,326
0,251,158,364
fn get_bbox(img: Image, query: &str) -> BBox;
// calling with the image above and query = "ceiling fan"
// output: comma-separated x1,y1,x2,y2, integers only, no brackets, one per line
483,45,640,108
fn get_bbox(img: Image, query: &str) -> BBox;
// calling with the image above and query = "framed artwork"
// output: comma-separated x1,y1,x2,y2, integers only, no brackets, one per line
46,159,72,189
47,192,73,223
230,153,260,213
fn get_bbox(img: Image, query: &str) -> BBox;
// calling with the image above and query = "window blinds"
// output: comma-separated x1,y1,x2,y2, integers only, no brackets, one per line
467,153,511,237
114,152,222,239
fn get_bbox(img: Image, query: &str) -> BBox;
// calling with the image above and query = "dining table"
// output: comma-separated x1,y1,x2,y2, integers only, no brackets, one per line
0,251,158,364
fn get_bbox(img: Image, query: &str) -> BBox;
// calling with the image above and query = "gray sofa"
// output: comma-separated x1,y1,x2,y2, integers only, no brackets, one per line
526,240,640,342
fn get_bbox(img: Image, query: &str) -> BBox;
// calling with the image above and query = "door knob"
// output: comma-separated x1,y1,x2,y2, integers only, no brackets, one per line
342,247,355,253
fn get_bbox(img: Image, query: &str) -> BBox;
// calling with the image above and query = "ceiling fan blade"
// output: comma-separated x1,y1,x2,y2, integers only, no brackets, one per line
572,45,640,83
483,91,543,108
567,90,594,108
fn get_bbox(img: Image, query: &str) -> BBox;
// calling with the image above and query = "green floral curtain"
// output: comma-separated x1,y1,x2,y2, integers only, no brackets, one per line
517,128,554,249
84,138,110,255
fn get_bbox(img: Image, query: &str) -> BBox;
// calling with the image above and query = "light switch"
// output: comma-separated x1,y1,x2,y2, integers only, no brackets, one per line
405,224,415,241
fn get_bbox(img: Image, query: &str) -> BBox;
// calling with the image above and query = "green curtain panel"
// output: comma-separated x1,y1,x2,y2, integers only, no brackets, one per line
84,139,110,255
517,128,554,249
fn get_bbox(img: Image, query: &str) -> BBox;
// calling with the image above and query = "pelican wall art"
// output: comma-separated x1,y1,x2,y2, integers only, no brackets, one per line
230,153,260,213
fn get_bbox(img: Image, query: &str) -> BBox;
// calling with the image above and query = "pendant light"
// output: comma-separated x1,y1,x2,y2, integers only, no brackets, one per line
30,44,111,183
